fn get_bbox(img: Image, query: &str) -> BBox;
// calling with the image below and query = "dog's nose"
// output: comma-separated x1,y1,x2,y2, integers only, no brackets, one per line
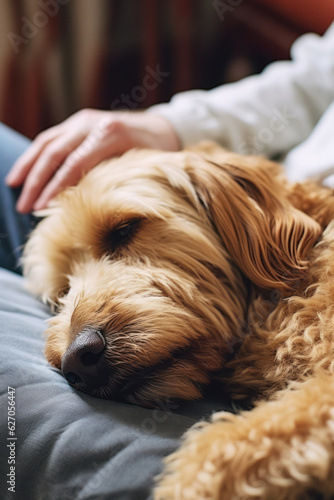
61,328,107,393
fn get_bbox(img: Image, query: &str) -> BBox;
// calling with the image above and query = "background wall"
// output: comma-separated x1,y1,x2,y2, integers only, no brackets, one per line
0,0,333,139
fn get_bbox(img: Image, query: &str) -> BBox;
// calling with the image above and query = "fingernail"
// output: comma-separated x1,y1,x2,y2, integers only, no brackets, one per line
16,193,28,212
5,173,14,185
16,201,27,213
32,199,44,211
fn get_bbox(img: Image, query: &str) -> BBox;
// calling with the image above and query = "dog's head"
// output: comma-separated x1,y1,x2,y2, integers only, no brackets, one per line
23,143,321,406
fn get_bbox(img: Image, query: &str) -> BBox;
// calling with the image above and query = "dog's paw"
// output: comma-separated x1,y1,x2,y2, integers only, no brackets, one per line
154,411,265,500
154,398,334,500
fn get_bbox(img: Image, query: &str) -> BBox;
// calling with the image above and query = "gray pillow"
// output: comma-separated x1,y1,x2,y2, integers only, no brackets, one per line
0,268,231,500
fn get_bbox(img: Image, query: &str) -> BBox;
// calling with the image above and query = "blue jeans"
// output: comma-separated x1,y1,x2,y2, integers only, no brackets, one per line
0,123,35,273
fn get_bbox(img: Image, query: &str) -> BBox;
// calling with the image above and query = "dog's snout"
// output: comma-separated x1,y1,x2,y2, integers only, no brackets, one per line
61,328,107,392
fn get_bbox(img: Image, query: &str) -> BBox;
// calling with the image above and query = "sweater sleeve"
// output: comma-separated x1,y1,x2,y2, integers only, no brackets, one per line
147,23,334,158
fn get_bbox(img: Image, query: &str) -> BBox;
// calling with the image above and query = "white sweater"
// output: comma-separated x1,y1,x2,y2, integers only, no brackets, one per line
148,23,334,186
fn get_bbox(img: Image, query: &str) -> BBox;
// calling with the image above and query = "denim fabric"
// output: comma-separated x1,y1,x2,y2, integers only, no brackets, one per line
0,123,35,273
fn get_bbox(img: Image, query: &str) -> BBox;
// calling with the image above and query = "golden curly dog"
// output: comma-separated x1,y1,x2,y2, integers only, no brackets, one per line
23,142,334,499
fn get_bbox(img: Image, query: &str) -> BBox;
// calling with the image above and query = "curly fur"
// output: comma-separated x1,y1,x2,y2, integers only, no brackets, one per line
23,142,334,499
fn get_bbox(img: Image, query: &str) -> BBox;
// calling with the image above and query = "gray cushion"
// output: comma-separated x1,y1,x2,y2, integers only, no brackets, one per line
0,268,231,500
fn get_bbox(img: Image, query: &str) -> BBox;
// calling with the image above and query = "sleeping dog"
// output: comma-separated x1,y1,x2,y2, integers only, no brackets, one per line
24,142,334,499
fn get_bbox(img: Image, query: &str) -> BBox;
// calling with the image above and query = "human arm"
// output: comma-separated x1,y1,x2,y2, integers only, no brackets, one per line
148,23,334,157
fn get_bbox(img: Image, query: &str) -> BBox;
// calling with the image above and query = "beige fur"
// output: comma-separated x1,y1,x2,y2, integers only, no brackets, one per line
23,142,334,499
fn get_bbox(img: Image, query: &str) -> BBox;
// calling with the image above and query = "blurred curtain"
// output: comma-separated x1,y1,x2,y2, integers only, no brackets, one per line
0,0,111,138
3,0,328,140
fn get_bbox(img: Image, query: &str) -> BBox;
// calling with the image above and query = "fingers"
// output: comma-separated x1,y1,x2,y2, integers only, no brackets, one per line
32,123,127,210
6,111,180,213
5,127,61,187
32,148,102,210
15,131,86,213
8,113,146,213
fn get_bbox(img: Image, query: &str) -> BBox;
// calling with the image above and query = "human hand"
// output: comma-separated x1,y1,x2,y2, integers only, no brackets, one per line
5,109,181,213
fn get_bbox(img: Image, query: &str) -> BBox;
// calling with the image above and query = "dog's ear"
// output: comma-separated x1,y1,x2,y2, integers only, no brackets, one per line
187,152,322,292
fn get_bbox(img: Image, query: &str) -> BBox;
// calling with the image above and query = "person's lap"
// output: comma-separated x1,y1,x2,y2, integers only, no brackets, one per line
0,123,35,273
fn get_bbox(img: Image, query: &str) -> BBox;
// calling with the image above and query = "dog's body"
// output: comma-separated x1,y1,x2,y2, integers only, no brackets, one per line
24,143,334,499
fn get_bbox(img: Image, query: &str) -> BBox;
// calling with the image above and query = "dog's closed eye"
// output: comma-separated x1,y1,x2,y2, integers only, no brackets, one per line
105,219,141,254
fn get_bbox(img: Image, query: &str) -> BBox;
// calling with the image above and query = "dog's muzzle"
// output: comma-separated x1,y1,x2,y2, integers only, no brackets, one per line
61,328,108,394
